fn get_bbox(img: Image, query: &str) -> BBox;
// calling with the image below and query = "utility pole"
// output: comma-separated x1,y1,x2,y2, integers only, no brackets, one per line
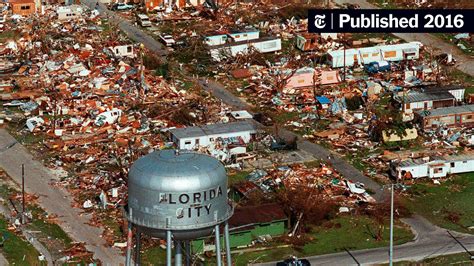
389,183,394,266
343,33,346,82
21,164,25,224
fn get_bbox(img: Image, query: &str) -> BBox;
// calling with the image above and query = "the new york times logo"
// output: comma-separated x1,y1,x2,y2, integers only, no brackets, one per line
314,14,326,29
308,9,473,33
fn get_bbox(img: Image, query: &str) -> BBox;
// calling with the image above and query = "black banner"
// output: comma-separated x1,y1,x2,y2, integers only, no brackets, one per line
308,9,474,33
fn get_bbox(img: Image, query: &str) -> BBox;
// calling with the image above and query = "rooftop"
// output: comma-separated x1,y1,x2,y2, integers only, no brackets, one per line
170,120,257,139
229,203,287,229
417,104,474,118
398,91,455,103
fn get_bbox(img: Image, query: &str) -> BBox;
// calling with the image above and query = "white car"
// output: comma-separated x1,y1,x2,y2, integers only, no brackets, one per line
159,34,175,47
136,14,151,27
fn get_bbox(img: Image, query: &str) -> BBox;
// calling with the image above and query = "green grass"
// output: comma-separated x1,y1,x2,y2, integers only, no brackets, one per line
0,216,42,265
274,112,299,124
28,205,72,246
393,252,474,265
141,244,166,265
228,171,250,185
233,215,414,265
405,173,474,233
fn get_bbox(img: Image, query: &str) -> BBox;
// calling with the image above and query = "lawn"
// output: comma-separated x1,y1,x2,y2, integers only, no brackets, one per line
227,170,250,186
0,216,42,265
232,215,413,265
139,215,413,265
405,172,474,233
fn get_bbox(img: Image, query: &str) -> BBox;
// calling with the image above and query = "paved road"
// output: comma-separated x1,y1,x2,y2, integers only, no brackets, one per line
257,215,474,265
81,0,168,59
0,129,124,265
333,0,474,76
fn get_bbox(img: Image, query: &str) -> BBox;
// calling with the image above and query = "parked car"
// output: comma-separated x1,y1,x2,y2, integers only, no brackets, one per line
365,61,391,74
110,3,134,11
276,257,311,266
158,34,176,47
136,14,151,27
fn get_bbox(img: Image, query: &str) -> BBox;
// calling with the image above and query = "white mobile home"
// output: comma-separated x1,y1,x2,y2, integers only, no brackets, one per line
109,45,135,58
204,29,260,46
327,42,422,68
390,153,474,179
169,121,258,150
56,5,83,21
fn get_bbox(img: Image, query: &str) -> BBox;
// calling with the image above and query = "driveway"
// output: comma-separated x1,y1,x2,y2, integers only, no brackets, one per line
0,129,124,265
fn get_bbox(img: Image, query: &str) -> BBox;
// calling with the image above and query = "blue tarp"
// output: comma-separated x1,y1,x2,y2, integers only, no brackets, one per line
316,96,331,104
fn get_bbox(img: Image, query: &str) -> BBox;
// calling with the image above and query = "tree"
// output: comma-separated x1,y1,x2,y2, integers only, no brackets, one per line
364,193,410,241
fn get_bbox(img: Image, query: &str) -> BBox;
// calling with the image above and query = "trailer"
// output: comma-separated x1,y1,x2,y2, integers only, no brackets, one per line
390,152,474,179
327,41,422,68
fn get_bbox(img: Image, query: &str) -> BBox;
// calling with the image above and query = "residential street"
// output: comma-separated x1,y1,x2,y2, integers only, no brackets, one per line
0,129,124,265
257,215,474,265
333,0,474,76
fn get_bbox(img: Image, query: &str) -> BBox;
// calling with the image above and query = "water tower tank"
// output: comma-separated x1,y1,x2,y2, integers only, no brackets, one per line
126,150,233,240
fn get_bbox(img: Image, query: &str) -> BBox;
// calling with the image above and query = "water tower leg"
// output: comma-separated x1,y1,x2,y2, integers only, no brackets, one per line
166,230,172,266
215,225,222,266
135,231,141,265
125,222,133,266
175,240,182,266
224,222,231,266
184,240,191,266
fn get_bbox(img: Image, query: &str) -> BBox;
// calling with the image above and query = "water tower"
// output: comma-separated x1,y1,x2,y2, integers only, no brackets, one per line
124,150,233,266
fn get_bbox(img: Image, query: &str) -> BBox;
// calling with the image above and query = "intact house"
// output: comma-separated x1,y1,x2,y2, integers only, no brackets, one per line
416,104,474,130
421,85,465,103
205,29,281,61
191,203,288,253
390,152,474,179
394,91,456,121
169,120,257,153
282,67,341,93
9,0,36,16
327,41,422,68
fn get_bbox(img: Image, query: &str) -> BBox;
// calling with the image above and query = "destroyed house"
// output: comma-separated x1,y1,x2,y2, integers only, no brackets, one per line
210,36,281,61
327,42,421,68
416,104,474,130
421,85,465,102
169,121,257,150
296,33,319,51
9,0,36,16
191,203,288,253
390,152,474,179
